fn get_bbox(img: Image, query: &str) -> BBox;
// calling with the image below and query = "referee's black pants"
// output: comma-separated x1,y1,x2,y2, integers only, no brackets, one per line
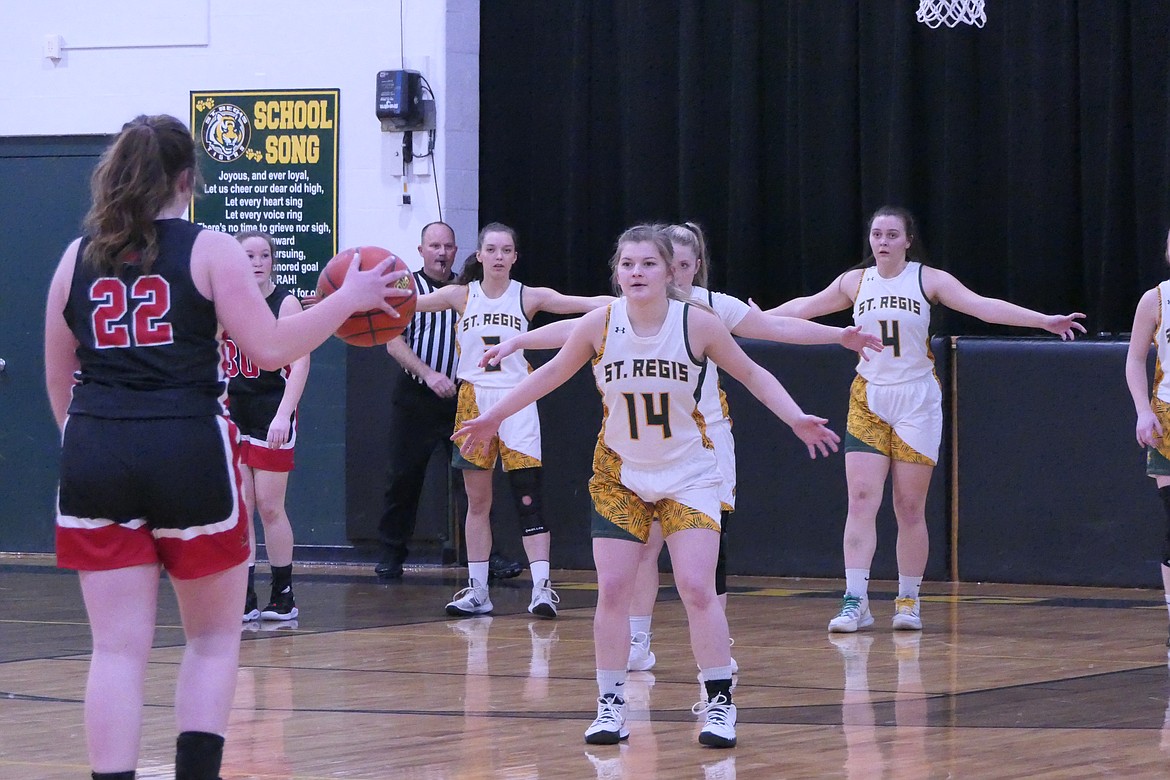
377,374,459,562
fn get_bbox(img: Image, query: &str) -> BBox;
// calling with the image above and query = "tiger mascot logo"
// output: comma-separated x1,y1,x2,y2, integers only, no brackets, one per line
201,103,251,163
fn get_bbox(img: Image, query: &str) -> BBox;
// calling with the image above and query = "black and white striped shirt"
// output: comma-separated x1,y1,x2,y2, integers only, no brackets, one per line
404,270,459,382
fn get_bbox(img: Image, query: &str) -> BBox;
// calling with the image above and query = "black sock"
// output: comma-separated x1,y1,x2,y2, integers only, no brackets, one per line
246,564,256,594
92,772,135,780
704,678,733,703
1158,486,1170,567
175,731,224,780
270,564,293,595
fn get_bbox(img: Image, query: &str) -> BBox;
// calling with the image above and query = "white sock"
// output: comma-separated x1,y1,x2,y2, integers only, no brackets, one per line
469,561,490,587
845,568,870,601
700,664,735,684
898,574,923,601
530,559,550,588
629,615,652,640
596,669,627,699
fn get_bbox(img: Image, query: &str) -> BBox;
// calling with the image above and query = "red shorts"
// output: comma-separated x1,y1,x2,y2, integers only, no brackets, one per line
56,415,250,580
239,439,295,471
231,393,296,472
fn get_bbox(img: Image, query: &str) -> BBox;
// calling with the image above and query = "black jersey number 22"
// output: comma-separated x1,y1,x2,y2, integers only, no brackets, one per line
90,276,174,349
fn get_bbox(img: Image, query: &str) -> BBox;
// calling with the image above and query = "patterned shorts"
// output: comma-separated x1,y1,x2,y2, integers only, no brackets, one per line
588,441,722,542
846,374,942,465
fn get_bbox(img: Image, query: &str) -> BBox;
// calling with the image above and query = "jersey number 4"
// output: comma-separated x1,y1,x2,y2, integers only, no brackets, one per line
878,319,902,357
622,392,672,439
90,276,174,349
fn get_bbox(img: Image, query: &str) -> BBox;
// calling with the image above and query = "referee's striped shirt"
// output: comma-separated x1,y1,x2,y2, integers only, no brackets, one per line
403,270,459,382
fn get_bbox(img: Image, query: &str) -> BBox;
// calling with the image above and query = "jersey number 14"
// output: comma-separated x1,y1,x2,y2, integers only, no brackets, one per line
623,392,672,439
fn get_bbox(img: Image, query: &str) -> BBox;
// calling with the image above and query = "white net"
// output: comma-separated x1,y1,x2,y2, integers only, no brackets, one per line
916,0,986,28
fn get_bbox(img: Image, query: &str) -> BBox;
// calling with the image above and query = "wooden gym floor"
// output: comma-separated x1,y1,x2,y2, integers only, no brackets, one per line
3,555,1170,779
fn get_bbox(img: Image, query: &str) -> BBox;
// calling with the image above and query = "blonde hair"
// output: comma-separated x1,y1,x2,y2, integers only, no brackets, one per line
664,222,711,288
608,224,692,304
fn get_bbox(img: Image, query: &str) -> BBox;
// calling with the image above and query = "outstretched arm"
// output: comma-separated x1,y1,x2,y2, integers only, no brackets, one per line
926,268,1087,339
691,311,840,458
453,309,605,458
205,239,412,370
480,317,580,368
1126,287,1162,448
415,283,467,314
764,270,859,318
525,286,614,316
730,308,883,359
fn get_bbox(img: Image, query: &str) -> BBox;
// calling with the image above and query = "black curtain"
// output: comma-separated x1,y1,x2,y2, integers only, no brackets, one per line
479,1,1170,335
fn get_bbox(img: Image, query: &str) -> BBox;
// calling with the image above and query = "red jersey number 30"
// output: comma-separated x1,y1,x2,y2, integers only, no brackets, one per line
90,276,174,348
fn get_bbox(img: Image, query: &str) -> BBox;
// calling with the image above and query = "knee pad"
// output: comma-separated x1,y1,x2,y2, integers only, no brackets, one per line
714,510,729,596
508,467,546,536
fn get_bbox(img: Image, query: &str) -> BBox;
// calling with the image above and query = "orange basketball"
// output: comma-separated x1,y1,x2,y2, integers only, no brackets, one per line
315,246,417,346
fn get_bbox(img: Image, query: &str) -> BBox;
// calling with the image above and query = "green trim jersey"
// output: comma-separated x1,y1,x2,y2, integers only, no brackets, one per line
1154,281,1170,403
455,279,531,389
592,298,713,468
853,261,934,385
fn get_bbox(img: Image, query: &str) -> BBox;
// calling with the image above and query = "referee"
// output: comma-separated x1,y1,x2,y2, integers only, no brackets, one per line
376,222,521,580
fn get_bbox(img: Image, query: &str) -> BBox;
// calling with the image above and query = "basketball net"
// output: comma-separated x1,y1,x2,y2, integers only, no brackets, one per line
916,0,986,28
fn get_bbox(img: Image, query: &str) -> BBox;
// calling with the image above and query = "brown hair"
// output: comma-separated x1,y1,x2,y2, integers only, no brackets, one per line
456,221,518,285
236,231,277,284
858,205,929,268
82,114,197,274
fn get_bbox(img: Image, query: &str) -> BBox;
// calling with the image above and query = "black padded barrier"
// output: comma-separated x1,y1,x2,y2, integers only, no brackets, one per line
721,339,950,581
348,337,951,578
954,338,1163,587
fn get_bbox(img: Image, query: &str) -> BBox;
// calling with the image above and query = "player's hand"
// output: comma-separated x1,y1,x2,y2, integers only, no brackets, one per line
747,297,763,312
1136,409,1163,448
839,325,884,361
1043,312,1087,341
790,414,840,459
425,371,456,399
342,249,413,316
479,337,521,368
451,414,501,460
267,416,291,448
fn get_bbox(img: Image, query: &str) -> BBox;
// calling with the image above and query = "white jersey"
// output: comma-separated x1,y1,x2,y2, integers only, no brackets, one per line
1153,281,1170,403
853,261,934,385
593,298,714,468
692,288,746,509
691,287,749,426
455,280,530,389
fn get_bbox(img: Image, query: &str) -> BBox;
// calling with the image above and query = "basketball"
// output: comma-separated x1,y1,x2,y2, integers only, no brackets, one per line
315,246,417,346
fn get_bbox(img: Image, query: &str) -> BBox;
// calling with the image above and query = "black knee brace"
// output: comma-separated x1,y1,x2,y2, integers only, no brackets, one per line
1159,486,1170,566
508,467,546,536
714,510,730,596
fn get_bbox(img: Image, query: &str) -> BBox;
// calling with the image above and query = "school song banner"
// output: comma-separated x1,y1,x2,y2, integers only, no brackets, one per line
190,89,339,299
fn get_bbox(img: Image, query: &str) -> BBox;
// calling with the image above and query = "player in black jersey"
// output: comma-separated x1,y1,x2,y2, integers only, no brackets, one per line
225,231,309,623
44,114,409,780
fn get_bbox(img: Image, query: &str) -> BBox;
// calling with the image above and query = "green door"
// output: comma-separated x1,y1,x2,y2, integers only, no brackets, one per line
0,137,107,551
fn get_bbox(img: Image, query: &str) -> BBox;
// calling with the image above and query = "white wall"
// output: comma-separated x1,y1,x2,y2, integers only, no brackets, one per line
0,0,479,267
